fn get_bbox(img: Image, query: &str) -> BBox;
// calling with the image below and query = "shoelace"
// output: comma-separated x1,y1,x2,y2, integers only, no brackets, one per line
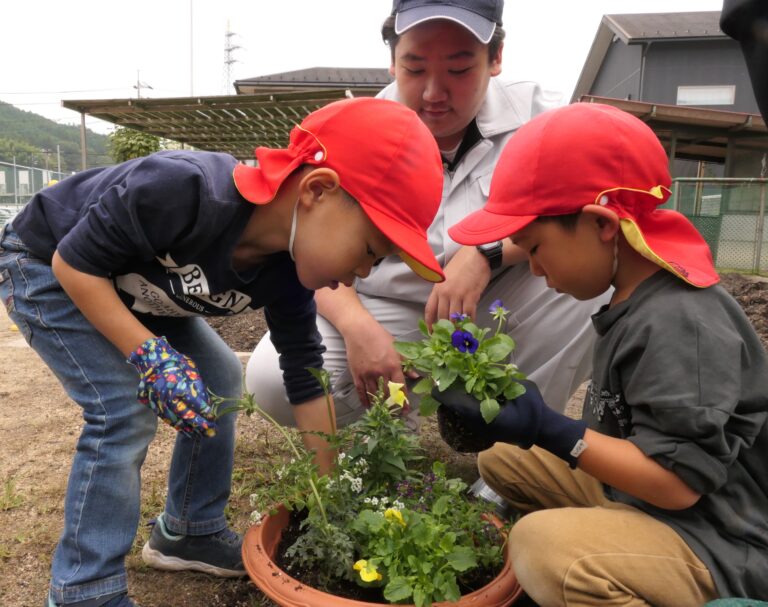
211,527,241,546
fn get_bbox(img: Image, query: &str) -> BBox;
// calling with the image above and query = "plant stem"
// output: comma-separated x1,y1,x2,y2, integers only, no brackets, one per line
250,402,329,525
210,391,329,525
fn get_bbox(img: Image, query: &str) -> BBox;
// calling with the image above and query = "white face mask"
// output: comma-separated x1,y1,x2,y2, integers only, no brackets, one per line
288,199,300,261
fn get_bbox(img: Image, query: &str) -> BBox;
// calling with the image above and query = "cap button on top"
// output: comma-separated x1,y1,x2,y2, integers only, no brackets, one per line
314,151,324,162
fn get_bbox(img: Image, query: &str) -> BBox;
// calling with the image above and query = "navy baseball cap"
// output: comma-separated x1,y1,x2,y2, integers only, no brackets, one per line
392,0,504,44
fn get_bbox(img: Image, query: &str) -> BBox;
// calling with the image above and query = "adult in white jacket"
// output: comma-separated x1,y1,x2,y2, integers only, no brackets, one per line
246,0,609,426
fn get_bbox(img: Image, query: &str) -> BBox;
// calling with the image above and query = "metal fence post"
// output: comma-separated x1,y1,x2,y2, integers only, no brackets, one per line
755,180,766,275
12,156,18,206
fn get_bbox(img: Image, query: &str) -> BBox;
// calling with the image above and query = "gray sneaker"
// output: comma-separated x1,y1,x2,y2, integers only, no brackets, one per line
141,513,245,577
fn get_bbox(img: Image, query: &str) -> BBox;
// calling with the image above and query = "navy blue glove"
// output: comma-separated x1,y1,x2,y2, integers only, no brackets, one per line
432,380,588,467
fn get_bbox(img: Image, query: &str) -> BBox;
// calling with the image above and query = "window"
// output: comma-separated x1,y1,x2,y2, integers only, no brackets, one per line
677,85,735,106
0,172,5,195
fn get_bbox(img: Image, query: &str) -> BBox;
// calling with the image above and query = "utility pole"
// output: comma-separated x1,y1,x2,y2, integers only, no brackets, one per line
134,70,153,99
223,20,242,94
190,0,194,96
57,144,61,175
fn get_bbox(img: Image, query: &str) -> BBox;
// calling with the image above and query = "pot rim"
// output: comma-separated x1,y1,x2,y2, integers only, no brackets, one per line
242,505,523,607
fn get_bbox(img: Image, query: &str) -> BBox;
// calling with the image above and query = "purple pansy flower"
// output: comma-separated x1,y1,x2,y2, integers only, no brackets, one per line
488,299,508,315
450,312,468,322
451,329,479,353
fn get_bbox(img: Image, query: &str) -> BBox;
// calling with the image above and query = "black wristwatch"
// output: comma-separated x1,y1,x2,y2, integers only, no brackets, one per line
476,240,503,271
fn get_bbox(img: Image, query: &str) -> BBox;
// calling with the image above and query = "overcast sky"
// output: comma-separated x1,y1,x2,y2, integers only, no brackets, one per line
2,0,724,134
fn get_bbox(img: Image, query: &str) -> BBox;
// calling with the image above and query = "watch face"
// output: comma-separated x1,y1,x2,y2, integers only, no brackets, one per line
479,241,502,252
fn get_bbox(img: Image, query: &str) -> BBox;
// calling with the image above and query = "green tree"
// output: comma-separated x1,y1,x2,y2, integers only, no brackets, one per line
108,127,161,163
0,138,44,167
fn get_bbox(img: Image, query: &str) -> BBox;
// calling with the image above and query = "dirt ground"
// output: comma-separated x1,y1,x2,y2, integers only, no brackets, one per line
1,272,766,607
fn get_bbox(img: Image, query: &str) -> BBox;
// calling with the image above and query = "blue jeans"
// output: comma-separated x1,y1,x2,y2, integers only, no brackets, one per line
0,223,243,604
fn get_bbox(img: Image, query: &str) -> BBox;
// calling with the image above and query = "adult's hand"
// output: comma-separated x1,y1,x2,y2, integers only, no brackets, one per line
425,245,491,326
344,318,410,406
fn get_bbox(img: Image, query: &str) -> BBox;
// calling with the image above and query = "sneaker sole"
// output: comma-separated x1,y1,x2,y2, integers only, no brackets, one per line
141,543,245,578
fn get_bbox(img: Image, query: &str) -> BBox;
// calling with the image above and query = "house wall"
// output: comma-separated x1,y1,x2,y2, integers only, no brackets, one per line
591,41,642,100
590,38,759,114
641,39,758,113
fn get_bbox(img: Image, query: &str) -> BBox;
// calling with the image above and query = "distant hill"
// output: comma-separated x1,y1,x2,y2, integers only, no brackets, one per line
0,102,112,172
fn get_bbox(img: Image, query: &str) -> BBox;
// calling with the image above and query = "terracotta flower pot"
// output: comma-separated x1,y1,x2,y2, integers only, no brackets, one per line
242,506,523,607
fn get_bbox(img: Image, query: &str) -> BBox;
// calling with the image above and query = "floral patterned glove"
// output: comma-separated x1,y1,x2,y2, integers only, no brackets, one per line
432,380,588,467
128,336,217,437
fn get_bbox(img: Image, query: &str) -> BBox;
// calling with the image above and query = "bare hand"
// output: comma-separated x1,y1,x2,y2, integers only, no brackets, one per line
425,246,491,326
344,321,410,406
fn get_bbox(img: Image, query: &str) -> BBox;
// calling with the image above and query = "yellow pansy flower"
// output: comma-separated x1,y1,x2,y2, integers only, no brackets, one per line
353,559,382,582
384,508,406,527
385,381,408,408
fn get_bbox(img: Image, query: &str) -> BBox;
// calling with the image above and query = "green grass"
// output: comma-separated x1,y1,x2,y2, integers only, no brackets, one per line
0,477,24,511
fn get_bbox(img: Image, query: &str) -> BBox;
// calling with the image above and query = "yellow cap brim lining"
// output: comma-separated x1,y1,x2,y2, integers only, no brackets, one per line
620,218,701,288
398,252,444,283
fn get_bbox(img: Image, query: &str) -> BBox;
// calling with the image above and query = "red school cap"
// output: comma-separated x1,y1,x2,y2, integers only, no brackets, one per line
233,97,445,283
448,102,719,288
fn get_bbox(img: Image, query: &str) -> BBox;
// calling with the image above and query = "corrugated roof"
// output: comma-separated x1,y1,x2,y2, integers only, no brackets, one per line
235,67,392,94
62,88,383,161
579,95,767,160
604,11,725,43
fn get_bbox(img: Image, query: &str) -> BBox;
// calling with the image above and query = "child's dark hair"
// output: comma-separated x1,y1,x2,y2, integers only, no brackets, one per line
535,212,582,231
380,15,505,62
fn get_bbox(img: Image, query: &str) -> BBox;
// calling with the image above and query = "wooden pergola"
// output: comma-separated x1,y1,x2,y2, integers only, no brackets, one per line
580,95,768,166
62,87,383,169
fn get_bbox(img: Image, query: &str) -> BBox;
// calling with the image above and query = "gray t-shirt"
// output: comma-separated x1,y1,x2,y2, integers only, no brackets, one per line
585,270,768,598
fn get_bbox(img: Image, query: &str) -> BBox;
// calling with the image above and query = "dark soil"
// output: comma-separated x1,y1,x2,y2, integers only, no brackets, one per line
718,273,768,350
206,308,269,352
437,403,497,454
205,273,768,355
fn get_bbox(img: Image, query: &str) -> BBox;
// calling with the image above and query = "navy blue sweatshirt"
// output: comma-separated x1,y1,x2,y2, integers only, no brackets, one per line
12,150,324,404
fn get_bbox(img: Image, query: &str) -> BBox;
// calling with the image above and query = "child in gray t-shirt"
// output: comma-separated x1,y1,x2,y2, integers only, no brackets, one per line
439,102,768,603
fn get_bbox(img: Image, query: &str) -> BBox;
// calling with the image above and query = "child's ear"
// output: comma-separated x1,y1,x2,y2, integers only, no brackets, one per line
298,168,342,204
582,204,621,243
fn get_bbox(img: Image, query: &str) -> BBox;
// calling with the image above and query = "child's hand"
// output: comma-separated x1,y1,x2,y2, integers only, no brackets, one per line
432,380,587,467
128,336,217,437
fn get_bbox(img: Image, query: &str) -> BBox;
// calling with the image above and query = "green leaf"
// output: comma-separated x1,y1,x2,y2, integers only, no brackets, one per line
394,341,422,359
418,318,430,337
419,394,440,416
433,366,458,389
412,377,434,395
446,546,477,572
431,319,455,340
483,334,516,361
384,577,414,602
432,495,450,516
503,381,527,400
437,575,462,602
383,453,407,472
480,397,500,423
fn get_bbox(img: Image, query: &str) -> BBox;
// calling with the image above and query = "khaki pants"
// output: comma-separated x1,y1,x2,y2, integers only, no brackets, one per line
478,445,719,607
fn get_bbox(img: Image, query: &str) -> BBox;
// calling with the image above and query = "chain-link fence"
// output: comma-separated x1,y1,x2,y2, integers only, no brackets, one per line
0,160,70,225
2,167,766,276
668,177,767,276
